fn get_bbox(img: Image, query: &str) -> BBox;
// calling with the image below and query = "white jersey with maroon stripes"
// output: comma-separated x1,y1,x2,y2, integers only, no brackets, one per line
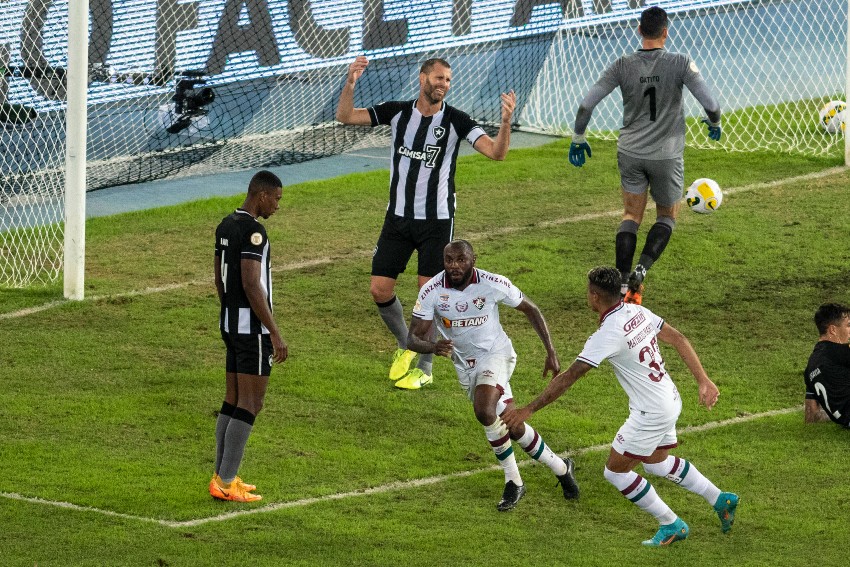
413,268,524,373
577,302,680,415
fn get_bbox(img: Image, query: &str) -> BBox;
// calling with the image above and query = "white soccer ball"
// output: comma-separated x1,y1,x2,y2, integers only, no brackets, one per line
818,100,846,134
685,178,722,214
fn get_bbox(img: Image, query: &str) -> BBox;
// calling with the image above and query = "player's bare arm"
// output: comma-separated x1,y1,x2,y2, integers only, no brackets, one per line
242,258,288,363
804,399,832,423
335,56,372,126
407,315,453,357
472,90,515,161
656,322,719,409
502,360,594,429
214,256,225,304
514,297,560,377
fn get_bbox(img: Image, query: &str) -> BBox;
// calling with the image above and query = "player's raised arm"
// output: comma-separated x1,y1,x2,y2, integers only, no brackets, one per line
472,90,515,161
656,322,718,409
514,297,560,377
335,56,372,126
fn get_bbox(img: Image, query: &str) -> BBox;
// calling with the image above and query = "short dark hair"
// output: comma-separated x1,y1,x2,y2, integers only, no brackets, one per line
814,303,850,335
248,170,282,195
588,266,622,300
421,58,451,75
446,239,474,256
640,6,668,39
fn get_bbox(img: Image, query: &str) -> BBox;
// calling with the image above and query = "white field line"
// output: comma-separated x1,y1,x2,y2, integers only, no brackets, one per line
342,151,392,160
0,406,800,528
1,166,844,321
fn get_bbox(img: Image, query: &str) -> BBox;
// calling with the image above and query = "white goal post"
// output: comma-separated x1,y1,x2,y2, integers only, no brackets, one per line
63,0,88,300
0,0,847,294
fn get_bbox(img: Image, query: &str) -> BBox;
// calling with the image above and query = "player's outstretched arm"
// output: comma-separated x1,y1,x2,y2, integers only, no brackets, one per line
502,360,593,429
242,259,288,363
335,56,372,125
472,90,515,161
514,298,560,377
407,315,453,357
656,323,718,409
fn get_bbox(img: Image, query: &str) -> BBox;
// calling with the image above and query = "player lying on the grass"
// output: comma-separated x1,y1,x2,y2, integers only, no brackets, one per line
407,240,579,511
210,170,288,503
567,6,722,305
804,303,850,427
502,266,738,545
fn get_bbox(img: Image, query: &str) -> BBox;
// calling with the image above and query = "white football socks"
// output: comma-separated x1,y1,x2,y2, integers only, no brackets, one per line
516,423,568,476
484,419,522,485
643,456,722,506
604,467,677,525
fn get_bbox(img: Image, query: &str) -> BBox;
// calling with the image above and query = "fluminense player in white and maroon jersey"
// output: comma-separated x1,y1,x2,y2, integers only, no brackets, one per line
407,240,579,511
336,55,517,391
503,266,738,546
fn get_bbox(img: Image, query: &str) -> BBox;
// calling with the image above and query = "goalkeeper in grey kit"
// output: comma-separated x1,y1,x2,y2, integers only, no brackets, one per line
568,6,722,305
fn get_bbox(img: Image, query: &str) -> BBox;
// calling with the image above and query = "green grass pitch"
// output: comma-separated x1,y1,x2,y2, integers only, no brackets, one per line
1,138,848,566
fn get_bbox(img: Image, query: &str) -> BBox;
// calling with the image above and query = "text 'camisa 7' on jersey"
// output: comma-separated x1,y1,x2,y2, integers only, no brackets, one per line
215,209,273,335
369,100,486,220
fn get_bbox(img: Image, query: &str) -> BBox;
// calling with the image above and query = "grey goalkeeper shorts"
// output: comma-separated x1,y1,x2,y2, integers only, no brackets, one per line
617,152,684,208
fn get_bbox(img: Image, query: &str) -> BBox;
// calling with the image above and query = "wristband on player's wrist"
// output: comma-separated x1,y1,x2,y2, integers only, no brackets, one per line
571,133,587,144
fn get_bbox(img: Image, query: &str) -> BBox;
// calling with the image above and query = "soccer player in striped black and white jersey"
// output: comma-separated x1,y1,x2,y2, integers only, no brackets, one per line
336,56,517,390
503,267,738,546
568,6,722,305
210,170,288,503
407,240,579,511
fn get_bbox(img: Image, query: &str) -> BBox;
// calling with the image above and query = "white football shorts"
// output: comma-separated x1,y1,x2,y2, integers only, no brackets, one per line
612,405,682,461
457,354,516,414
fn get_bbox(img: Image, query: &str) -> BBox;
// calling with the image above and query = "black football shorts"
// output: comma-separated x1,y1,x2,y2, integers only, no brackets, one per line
371,213,455,279
222,331,274,376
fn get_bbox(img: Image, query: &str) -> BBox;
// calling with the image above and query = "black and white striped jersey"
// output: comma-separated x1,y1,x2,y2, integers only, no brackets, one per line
215,209,273,335
369,100,486,220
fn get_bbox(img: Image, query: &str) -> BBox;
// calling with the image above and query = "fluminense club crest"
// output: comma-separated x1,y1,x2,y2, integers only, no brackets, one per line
472,297,486,310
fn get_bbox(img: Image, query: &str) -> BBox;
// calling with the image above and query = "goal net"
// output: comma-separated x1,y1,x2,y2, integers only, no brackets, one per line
0,0,846,288
523,0,848,155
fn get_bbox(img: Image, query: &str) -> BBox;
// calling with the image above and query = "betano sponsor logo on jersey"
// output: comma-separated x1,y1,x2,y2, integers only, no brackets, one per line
441,315,488,328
